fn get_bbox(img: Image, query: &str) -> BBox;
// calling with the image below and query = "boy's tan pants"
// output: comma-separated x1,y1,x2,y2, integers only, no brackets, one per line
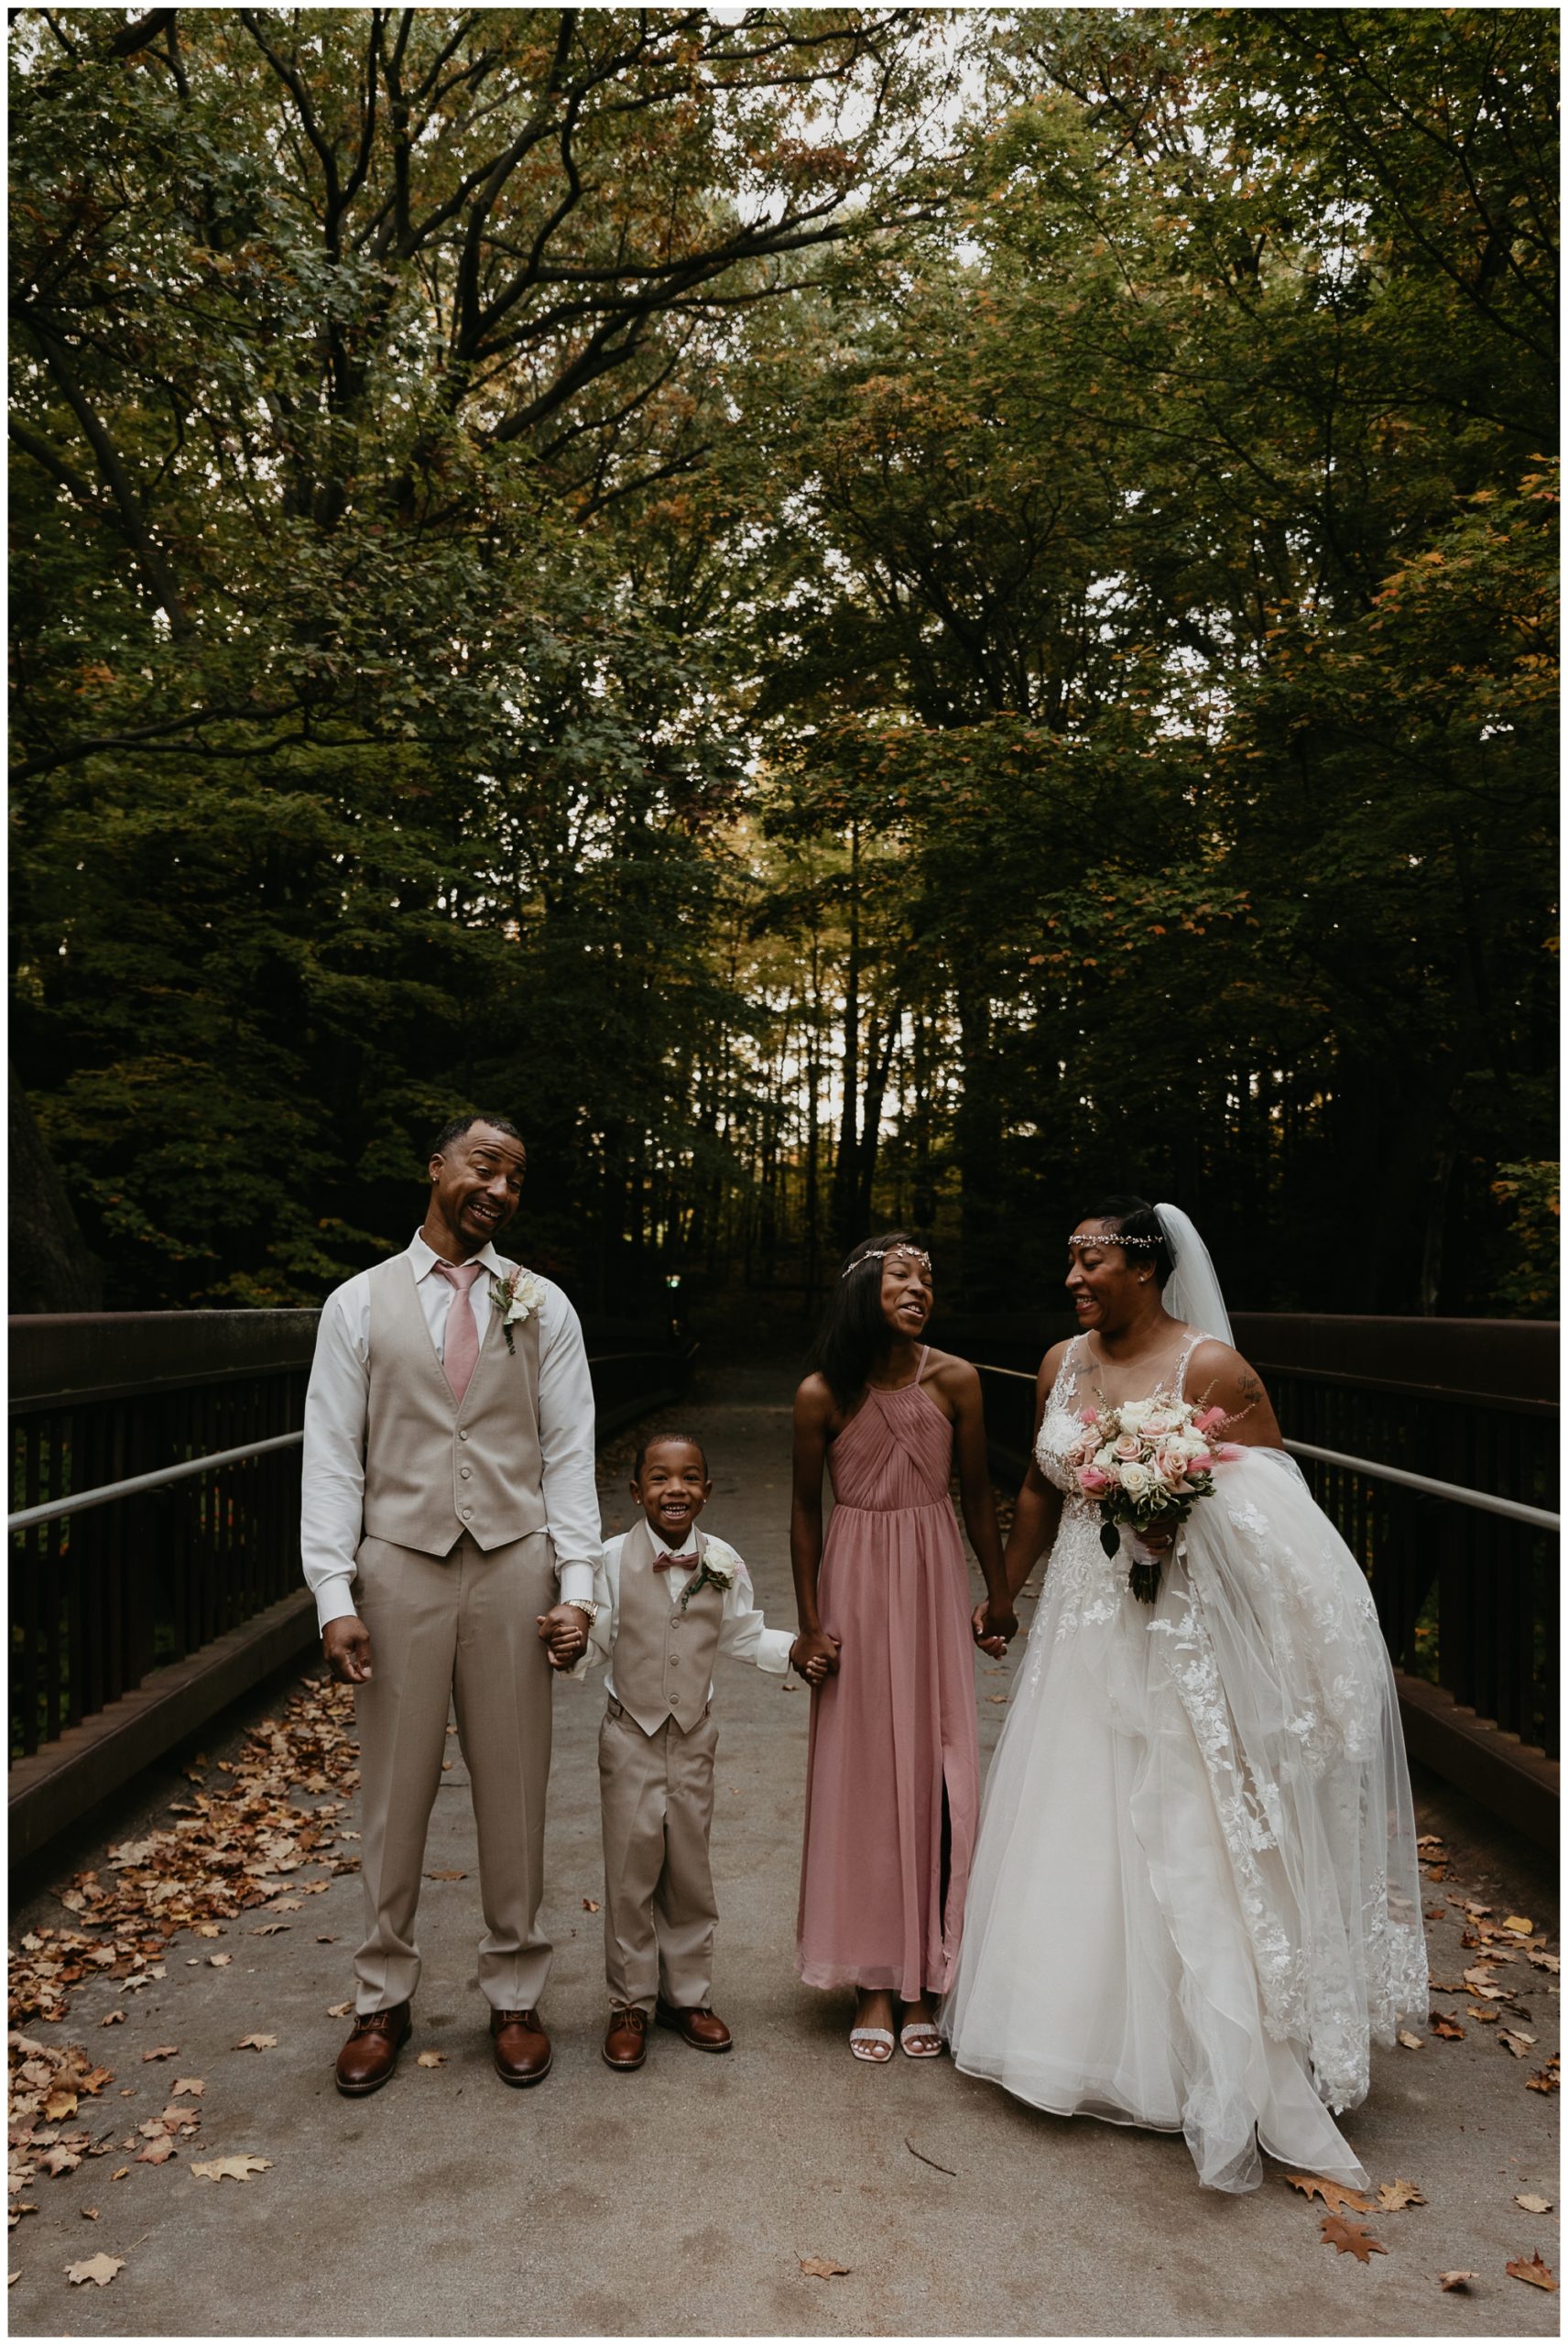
598,1697,719,2012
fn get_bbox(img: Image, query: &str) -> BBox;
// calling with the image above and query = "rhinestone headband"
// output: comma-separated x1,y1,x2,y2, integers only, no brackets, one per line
842,1245,932,1278
1066,1232,1161,1249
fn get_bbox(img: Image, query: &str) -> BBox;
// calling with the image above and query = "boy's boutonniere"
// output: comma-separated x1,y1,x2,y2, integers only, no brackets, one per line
676,1557,733,1612
490,1266,544,1355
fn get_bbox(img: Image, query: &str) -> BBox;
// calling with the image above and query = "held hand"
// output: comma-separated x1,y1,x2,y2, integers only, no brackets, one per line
793,1627,841,1683
322,1616,373,1685
971,1600,1014,1659
1134,1523,1176,1555
537,1604,590,1673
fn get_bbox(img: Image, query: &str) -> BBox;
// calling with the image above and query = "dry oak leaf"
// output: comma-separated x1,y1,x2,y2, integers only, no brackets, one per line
42,2091,78,2121
142,2046,179,2063
135,2139,176,2165
252,1924,289,1936
415,2052,446,2068
191,2155,270,2183
1320,2216,1387,2263
582,1899,600,1914
1397,2031,1424,2051
1515,2194,1553,2215
799,2257,851,2279
1438,2271,1476,2291
65,2251,125,2286
234,2034,277,2052
1283,2172,1373,2215
326,2001,353,2020
40,2147,82,2179
1376,2179,1426,2211
207,1954,233,1969
1502,1915,1534,1936
100,2012,125,2027
1431,2015,1465,2040
81,2208,99,2220
1507,2253,1557,2292
1499,2029,1535,2058
169,2079,204,2099
110,2169,128,2182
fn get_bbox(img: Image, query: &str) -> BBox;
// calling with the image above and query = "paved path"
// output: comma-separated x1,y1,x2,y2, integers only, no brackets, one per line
9,1358,1560,2336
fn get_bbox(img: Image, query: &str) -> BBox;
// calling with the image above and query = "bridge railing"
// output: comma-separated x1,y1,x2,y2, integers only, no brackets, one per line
8,1308,692,1858
951,1311,1558,1842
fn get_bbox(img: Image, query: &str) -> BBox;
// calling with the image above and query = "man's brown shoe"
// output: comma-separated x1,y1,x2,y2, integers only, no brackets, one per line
490,2008,551,2087
603,2006,649,2071
655,2001,732,2053
334,2002,411,2096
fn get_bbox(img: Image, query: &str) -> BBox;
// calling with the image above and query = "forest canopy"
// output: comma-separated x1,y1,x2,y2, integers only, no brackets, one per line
10,6,1559,1316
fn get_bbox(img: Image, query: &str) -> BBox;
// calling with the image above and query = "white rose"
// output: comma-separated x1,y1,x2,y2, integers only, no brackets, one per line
1119,1461,1151,1500
1119,1402,1149,1434
1094,1444,1117,1472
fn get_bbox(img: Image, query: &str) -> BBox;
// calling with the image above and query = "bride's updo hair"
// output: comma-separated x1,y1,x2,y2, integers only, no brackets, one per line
807,1230,930,1411
1083,1194,1173,1289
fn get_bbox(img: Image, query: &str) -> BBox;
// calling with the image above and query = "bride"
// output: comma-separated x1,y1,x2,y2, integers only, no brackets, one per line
942,1195,1427,2193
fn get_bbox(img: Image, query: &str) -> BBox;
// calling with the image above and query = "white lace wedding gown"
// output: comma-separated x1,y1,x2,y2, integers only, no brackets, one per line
942,1332,1427,2193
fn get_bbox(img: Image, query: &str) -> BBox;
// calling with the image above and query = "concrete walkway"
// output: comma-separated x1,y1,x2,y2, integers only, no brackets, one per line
8,1358,1560,2337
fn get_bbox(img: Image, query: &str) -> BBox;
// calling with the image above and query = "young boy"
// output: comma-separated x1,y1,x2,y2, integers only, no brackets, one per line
583,1433,823,2070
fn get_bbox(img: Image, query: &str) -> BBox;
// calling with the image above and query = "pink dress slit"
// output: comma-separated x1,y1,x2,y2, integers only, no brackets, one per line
796,1350,981,1999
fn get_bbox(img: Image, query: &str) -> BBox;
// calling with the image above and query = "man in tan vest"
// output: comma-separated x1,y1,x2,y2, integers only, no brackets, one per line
301,1114,602,2095
581,1434,825,2069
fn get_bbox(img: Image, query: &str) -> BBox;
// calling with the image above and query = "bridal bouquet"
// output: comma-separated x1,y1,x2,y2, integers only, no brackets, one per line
1068,1398,1240,1602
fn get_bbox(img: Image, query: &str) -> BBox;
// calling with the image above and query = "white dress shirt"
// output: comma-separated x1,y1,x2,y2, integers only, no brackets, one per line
301,1231,601,1631
584,1522,794,1702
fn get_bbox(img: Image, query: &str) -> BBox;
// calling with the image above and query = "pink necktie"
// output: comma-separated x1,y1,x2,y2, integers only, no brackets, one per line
433,1260,485,1402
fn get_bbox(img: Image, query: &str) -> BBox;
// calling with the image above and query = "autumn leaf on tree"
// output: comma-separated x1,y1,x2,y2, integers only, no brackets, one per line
1507,2253,1557,2292
1376,2179,1425,2212
1284,2173,1372,2214
1320,2216,1387,2262
191,2155,271,2183
799,2256,851,2279
65,2252,125,2286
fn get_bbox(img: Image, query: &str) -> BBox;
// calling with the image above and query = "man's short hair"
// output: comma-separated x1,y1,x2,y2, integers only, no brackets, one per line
632,1434,711,1483
430,1112,525,1159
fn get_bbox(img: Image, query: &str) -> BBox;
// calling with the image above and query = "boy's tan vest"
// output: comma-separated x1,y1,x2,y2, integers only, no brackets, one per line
361,1252,547,1557
612,1521,726,1735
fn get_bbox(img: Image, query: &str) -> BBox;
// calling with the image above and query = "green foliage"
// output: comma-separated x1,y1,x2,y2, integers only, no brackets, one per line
1491,1162,1560,1318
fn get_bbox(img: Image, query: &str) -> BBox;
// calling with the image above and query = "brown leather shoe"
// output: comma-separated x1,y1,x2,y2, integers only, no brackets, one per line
334,2002,411,2097
655,2000,732,2053
603,2005,649,2071
490,2007,551,2087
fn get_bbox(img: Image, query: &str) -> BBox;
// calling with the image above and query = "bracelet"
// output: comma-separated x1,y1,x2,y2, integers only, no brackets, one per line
563,1598,599,1623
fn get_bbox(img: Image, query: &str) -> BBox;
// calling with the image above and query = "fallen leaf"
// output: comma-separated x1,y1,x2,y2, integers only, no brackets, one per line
81,2209,99,2221
326,2001,353,2019
142,2046,179,2063
1499,2029,1534,2058
1467,2006,1500,2024
1432,2015,1465,2040
40,2147,82,2178
1528,1951,1560,1974
65,2252,125,2286
316,1935,338,1945
582,1898,600,1913
111,2168,128,2182
1526,2069,1558,2093
1284,2173,1373,2214
1502,1915,1534,1936
799,2256,851,2279
207,1954,232,1968
424,1870,466,1881
416,2051,446,2068
234,2034,277,2052
251,1924,290,1936
100,2012,125,2027
1398,2030,1424,2050
1377,2179,1426,2211
1439,2270,1476,2291
195,1923,223,1939
136,2138,176,2165
169,2078,204,2098
1507,2252,1557,2292
1320,2216,1387,2263
1516,2194,1553,2214
190,2154,271,2183
43,2089,78,2121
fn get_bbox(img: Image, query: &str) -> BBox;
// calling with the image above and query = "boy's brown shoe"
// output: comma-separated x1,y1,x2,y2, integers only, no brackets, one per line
603,2006,648,2070
655,2001,732,2052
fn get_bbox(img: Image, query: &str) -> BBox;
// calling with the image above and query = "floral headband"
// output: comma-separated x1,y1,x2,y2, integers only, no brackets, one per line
1066,1232,1160,1249
842,1244,932,1279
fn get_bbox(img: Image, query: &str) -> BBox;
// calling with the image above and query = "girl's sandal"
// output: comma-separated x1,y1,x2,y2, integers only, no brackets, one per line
898,2021,942,2059
849,2026,895,2064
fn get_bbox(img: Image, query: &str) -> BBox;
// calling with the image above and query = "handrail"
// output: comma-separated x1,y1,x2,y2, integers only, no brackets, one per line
971,1363,1560,1533
6,1343,693,1535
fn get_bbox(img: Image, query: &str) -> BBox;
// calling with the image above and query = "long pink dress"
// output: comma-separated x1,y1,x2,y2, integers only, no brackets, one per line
797,1348,981,1999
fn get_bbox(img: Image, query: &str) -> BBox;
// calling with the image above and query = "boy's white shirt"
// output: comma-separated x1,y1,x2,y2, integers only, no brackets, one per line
580,1520,794,1702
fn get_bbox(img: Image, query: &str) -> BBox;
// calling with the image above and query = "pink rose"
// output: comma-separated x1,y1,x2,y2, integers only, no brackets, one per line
1077,1467,1111,1494
1112,1434,1141,1460
1194,1405,1228,1434
1153,1449,1187,1487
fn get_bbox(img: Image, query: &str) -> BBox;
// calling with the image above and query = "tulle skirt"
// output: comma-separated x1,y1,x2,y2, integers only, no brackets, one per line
942,1449,1427,2192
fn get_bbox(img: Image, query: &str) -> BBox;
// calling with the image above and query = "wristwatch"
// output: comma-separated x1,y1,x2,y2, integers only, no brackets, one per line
563,1598,600,1624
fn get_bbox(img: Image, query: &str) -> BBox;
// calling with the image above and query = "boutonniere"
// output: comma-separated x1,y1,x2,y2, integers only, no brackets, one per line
677,1558,733,1612
490,1266,544,1354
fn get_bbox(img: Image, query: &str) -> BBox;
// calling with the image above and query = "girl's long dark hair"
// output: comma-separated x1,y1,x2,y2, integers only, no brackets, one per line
806,1230,929,1411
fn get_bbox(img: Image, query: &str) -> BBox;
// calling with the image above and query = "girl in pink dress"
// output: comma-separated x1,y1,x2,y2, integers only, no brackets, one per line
791,1234,1016,2060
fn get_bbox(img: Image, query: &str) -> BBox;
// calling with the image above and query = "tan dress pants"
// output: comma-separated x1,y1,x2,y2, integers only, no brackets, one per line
598,1698,720,2012
351,1529,555,2014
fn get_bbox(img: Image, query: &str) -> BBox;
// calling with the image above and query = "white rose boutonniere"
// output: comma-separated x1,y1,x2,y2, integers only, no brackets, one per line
490,1267,544,1354
676,1558,734,1612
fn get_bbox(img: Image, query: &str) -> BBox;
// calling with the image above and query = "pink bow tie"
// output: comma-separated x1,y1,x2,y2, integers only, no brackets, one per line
652,1551,696,1574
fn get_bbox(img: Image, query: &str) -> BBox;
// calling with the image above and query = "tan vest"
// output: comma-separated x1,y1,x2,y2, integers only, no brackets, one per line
361,1252,548,1558
611,1521,726,1735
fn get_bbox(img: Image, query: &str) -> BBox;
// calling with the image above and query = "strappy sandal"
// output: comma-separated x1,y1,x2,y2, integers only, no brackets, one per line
899,2019,942,2059
849,2026,895,2064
